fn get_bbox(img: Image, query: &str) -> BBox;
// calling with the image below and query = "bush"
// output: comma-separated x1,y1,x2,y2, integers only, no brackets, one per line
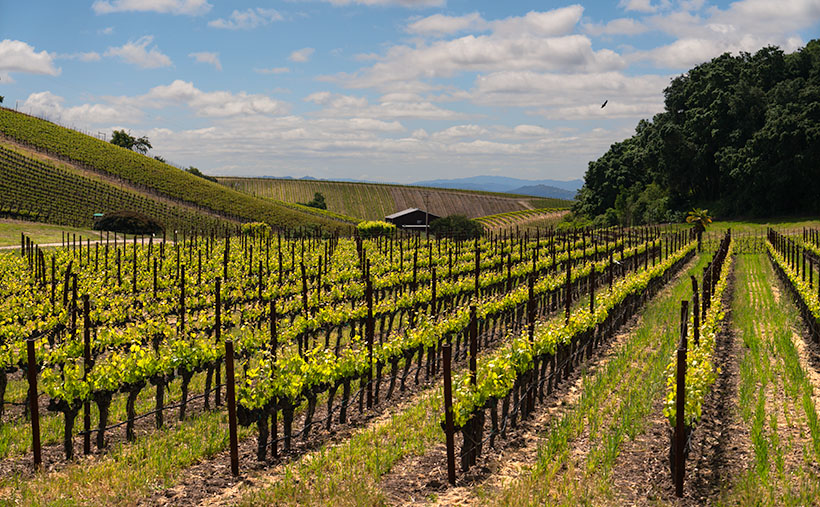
94,211,164,235
357,220,395,238
429,215,483,239
304,192,327,210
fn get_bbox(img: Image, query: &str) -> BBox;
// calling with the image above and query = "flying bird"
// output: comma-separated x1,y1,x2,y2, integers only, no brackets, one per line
601,100,608,108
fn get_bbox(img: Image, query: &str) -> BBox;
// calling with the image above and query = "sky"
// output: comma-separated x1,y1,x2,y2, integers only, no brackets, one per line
1,1,818,184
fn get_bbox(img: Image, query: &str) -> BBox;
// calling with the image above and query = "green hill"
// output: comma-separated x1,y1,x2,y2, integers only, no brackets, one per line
0,108,353,234
0,143,232,232
218,177,572,221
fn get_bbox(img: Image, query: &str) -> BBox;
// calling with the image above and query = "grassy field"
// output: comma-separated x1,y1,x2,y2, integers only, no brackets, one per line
218,176,572,221
0,219,100,247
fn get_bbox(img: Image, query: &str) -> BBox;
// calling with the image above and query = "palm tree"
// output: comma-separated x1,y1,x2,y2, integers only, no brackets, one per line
686,208,712,251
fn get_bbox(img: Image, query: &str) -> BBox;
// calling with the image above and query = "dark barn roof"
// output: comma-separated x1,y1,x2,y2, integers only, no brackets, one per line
385,208,440,228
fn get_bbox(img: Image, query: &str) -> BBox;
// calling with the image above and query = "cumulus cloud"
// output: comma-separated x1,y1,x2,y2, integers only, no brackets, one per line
583,17,647,36
431,124,488,141
335,34,623,91
20,91,139,125
0,39,60,77
406,12,489,36
633,0,820,69
208,8,282,30
304,91,466,120
319,0,444,7
619,0,660,13
131,79,288,117
189,51,221,70
105,36,172,68
331,7,624,91
467,70,668,120
289,47,315,62
92,0,211,15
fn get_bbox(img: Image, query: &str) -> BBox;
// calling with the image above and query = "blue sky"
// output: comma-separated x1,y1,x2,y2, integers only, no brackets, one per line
1,0,819,183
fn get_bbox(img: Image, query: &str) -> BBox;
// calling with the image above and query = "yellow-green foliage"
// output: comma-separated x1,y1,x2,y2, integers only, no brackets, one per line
356,220,396,238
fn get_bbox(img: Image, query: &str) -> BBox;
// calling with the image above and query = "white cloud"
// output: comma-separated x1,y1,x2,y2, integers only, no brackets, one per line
289,47,315,62
406,12,489,36
92,0,211,15
0,39,60,77
468,70,668,121
208,8,282,30
583,17,648,36
189,51,221,70
58,52,102,62
513,124,551,137
304,91,466,120
634,0,820,68
335,33,624,91
319,0,444,7
330,7,624,92
132,79,288,117
619,0,659,13
105,36,172,69
490,6,584,37
254,67,290,74
431,124,488,140
99,27,114,35
20,91,139,125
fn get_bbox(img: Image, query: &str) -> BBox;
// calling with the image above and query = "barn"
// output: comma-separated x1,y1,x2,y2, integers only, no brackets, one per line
384,208,440,231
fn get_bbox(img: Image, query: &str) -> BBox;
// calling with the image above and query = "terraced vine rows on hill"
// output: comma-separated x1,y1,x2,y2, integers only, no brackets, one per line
0,108,352,233
218,177,571,221
0,144,231,233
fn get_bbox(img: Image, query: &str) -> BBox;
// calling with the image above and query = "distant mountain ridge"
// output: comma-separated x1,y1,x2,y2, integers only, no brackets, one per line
506,184,576,200
410,175,582,198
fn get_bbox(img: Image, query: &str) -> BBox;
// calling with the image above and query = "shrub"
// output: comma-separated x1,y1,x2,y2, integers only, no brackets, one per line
357,220,395,238
429,215,483,239
94,211,164,235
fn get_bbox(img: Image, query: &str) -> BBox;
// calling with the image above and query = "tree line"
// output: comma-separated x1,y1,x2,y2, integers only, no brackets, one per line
574,39,820,225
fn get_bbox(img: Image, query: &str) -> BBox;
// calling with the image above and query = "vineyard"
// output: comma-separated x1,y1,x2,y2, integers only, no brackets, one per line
0,108,352,234
217,176,571,221
0,222,689,502
475,207,569,232
0,144,231,233
2,218,820,505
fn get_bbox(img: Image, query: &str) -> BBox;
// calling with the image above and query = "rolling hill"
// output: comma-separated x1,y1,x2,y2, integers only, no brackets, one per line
217,177,573,221
0,107,353,234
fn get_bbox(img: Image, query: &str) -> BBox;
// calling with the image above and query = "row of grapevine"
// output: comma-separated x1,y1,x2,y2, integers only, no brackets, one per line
767,229,820,341
0,145,230,232
438,229,697,478
663,230,733,496
0,107,352,233
2,224,667,469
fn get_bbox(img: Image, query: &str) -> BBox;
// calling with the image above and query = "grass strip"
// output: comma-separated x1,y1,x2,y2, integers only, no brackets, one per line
491,254,710,505
723,254,820,504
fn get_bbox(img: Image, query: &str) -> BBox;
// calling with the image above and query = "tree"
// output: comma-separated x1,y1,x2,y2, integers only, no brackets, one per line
686,208,712,251
574,40,820,221
304,192,327,210
93,210,163,234
110,129,152,154
429,215,483,239
154,155,166,163
0,96,4,104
